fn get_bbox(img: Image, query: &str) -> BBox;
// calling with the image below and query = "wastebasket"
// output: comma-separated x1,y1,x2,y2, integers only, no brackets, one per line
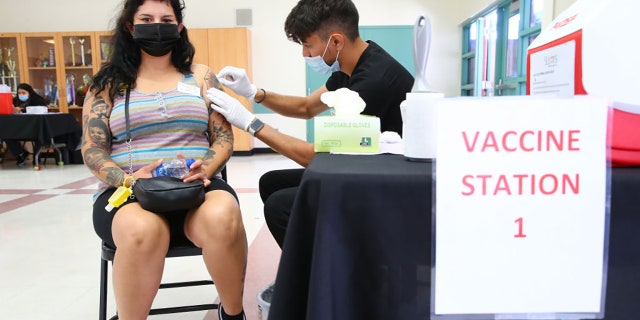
257,283,274,320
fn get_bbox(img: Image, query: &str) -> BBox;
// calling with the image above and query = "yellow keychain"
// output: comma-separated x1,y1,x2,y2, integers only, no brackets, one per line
105,176,134,212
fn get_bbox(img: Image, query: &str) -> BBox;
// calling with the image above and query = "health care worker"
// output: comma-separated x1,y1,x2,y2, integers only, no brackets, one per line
207,0,414,248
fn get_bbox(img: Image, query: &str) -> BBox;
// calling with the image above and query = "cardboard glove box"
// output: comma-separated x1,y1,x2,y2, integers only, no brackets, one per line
314,115,380,153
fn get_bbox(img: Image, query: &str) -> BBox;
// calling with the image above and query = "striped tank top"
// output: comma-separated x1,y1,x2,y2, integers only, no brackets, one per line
95,74,210,197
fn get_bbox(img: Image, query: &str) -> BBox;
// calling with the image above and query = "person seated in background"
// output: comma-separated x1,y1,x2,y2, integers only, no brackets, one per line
12,83,46,113
209,0,414,249
6,83,47,166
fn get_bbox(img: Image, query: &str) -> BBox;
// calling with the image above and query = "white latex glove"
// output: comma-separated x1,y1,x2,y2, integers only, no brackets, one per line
217,66,258,100
207,88,255,132
320,88,366,116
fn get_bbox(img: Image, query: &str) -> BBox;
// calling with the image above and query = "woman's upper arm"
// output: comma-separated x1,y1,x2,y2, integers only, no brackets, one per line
191,64,233,177
196,65,234,147
81,89,114,167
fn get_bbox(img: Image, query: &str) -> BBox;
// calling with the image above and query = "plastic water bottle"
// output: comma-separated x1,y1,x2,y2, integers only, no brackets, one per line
152,158,196,178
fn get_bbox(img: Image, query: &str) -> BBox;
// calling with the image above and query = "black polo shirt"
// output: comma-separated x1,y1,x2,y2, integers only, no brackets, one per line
325,40,414,136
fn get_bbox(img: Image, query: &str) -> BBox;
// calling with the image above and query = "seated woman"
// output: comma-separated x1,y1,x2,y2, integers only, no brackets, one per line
6,83,46,166
82,0,247,319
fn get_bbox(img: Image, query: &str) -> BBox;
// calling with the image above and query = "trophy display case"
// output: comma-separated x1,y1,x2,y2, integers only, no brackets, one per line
20,33,63,108
19,32,102,120
0,33,24,95
60,32,96,109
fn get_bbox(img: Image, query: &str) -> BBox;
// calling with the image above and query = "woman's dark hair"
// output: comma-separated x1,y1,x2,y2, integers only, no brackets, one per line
284,0,360,44
91,0,195,100
17,83,38,97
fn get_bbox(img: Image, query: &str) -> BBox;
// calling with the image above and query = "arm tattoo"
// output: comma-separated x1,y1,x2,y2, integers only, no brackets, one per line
87,118,111,149
83,146,109,172
84,146,125,187
91,96,109,118
202,67,233,176
211,117,233,147
202,149,216,162
202,149,229,177
204,68,223,90
82,91,122,187
103,167,126,187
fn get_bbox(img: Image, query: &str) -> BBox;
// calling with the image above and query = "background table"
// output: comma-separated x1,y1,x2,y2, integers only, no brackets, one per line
268,153,640,320
0,113,82,165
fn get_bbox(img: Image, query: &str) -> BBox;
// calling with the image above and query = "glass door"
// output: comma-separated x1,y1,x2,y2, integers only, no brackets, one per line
495,1,522,96
470,13,498,97
495,0,543,96
461,0,543,97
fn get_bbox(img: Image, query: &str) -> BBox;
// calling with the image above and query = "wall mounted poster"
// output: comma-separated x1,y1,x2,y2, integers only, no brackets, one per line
432,96,609,320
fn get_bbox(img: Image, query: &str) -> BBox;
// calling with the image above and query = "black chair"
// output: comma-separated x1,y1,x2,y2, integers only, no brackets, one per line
0,139,4,163
36,139,68,166
99,167,228,320
99,242,219,320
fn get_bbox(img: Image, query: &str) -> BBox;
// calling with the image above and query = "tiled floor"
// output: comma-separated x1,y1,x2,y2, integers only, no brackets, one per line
0,153,300,320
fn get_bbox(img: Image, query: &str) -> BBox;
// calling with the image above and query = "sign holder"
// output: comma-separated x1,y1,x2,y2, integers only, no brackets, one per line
430,96,610,320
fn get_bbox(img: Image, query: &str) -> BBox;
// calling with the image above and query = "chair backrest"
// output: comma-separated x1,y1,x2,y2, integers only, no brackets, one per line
221,165,228,182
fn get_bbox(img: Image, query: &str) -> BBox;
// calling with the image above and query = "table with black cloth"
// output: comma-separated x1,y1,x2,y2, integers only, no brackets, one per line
0,113,82,165
267,153,640,320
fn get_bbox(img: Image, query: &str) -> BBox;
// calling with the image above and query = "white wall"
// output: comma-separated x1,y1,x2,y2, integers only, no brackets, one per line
1,0,577,144
0,0,579,97
0,0,465,97
554,0,578,17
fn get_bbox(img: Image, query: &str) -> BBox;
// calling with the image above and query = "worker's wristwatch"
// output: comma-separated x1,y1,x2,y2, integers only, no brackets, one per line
248,118,264,136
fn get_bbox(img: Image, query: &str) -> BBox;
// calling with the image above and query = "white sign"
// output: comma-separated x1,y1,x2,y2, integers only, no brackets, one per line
433,96,609,319
530,40,576,98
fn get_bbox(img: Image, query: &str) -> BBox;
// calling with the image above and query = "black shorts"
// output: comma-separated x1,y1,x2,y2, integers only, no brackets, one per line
93,177,238,248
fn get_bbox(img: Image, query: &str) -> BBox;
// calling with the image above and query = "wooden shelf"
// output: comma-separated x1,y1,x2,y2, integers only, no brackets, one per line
64,66,93,70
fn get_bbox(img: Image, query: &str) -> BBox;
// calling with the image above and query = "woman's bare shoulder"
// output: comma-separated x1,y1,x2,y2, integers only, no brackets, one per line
191,63,211,79
191,63,221,90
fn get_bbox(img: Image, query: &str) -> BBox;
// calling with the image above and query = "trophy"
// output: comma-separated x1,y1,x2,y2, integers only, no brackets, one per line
48,46,55,67
5,48,15,76
0,47,4,77
79,37,86,66
66,74,76,105
4,47,17,90
5,47,14,60
69,37,76,66
6,60,15,77
83,73,91,87
44,77,52,99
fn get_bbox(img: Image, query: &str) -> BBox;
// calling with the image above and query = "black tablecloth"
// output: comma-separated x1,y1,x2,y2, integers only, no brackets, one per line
604,167,640,320
0,113,81,143
0,113,82,163
268,153,640,320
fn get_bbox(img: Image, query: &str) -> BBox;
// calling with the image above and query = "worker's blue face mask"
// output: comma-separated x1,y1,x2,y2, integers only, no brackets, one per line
304,35,340,75
18,95,28,102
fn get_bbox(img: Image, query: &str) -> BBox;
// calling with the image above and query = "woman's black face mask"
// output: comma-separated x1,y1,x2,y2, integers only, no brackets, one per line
132,23,181,57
